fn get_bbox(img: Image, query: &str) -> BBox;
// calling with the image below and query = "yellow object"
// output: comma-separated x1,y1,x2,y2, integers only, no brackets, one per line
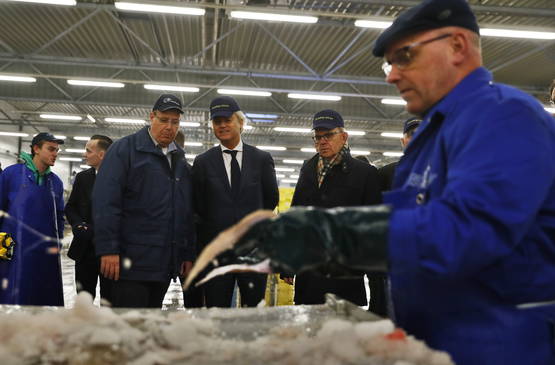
0,232,15,261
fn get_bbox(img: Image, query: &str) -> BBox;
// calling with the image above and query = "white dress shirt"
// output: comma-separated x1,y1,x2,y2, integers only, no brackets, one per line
220,139,243,186
148,128,177,168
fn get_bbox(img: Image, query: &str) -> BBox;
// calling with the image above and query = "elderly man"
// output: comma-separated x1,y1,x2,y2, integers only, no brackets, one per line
191,0,555,363
93,94,195,308
288,109,381,307
0,132,65,306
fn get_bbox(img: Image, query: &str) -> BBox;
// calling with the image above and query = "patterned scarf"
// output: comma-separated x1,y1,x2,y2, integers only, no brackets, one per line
316,144,350,188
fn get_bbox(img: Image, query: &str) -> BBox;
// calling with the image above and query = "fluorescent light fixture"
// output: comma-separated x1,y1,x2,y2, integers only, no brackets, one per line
6,0,75,6
105,117,145,124
53,135,66,140
351,150,370,155
283,159,304,164
354,20,392,29
217,88,272,97
185,154,197,159
40,114,82,121
184,142,202,147
383,151,404,157
0,74,36,83
381,132,404,138
243,125,254,130
275,167,295,172
289,174,300,179
230,11,317,24
0,132,29,137
276,174,286,178
181,122,201,127
59,157,83,162
346,130,366,136
288,93,341,101
246,113,278,119
274,127,311,133
79,165,89,169
256,146,286,151
481,28,555,40
301,147,316,153
73,136,91,141
86,114,96,123
115,2,205,15
67,79,125,88
65,148,86,153
281,179,298,184
144,84,199,93
381,98,407,106
251,119,276,123
545,106,555,114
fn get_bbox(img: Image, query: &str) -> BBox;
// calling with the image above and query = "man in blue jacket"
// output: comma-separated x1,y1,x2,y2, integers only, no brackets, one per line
0,132,65,306
192,0,555,363
93,94,195,308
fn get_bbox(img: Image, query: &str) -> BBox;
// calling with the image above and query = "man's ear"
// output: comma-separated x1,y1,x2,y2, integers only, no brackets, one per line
98,150,106,160
450,32,468,65
32,144,40,155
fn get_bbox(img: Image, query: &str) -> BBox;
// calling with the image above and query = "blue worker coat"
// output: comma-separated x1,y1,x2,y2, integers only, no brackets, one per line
386,67,555,365
0,164,64,306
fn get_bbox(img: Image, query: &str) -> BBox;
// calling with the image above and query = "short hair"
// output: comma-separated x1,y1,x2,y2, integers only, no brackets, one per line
234,110,250,132
30,140,45,157
174,130,185,148
91,135,113,151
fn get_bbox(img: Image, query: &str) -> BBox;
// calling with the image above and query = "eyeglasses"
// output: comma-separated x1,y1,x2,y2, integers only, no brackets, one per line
312,131,342,143
382,33,453,76
155,115,180,125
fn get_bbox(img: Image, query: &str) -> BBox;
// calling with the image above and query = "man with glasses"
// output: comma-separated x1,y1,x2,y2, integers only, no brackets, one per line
93,94,195,308
194,0,555,363
284,109,381,307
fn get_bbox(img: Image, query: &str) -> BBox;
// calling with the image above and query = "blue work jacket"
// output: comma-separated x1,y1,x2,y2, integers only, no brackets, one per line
93,127,195,282
386,67,555,365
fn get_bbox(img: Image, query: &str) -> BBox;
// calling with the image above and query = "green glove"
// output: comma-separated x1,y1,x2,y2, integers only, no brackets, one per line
230,205,391,275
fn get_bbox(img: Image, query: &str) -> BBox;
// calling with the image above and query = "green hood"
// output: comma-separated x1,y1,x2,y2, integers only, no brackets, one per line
20,152,51,186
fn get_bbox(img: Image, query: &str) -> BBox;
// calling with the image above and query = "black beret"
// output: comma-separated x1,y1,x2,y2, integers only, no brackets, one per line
372,0,479,57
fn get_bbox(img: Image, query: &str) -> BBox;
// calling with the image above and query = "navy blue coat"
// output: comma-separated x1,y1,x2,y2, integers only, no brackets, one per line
192,144,279,246
93,127,195,282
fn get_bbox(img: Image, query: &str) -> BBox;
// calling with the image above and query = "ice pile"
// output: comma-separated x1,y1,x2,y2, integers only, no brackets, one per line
0,293,453,365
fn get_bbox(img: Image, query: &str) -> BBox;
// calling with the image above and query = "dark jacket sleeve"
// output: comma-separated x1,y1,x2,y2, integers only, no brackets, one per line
65,172,84,227
191,156,206,222
261,151,279,211
362,164,383,205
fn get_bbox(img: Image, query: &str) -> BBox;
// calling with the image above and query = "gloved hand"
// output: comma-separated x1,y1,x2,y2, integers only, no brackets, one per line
0,232,15,261
72,222,93,242
185,205,391,289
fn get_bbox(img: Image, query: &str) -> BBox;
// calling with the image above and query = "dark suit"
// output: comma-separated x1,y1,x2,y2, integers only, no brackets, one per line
65,168,112,302
192,143,279,307
291,153,381,306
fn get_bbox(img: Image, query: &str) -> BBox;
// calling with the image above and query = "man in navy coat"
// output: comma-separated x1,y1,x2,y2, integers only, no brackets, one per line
192,96,279,307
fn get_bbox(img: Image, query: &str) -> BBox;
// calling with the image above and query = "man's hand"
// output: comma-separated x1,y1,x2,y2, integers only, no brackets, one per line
100,254,120,280
180,261,193,278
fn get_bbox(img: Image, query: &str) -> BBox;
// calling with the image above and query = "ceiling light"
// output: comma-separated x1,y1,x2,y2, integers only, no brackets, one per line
276,174,286,178
381,132,403,138
6,0,75,6
381,98,407,106
217,89,272,97
346,130,365,136
53,135,66,140
144,84,200,93
0,74,36,83
73,136,91,141
105,118,145,124
59,157,83,162
65,148,86,153
0,132,29,137
383,151,403,157
184,142,202,147
275,167,295,172
115,2,205,15
256,146,286,151
40,114,82,121
181,122,201,127
230,11,317,24
351,150,370,155
246,113,278,119
354,20,392,29
251,119,276,123
480,28,555,40
86,114,96,123
243,125,254,130
289,174,300,179
274,127,311,133
185,154,197,159
301,147,316,153
288,93,341,101
67,80,125,88
283,159,304,164
281,179,298,184
545,106,555,114
79,165,89,169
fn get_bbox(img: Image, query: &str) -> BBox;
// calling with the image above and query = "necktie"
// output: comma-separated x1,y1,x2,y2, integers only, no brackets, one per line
224,150,241,196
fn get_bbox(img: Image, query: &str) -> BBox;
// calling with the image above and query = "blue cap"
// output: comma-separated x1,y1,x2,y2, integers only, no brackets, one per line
31,132,64,146
372,0,479,57
210,96,241,120
312,109,344,130
152,94,183,113
403,117,422,134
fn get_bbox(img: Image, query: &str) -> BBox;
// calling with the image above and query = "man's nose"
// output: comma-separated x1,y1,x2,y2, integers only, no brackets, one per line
386,65,402,84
